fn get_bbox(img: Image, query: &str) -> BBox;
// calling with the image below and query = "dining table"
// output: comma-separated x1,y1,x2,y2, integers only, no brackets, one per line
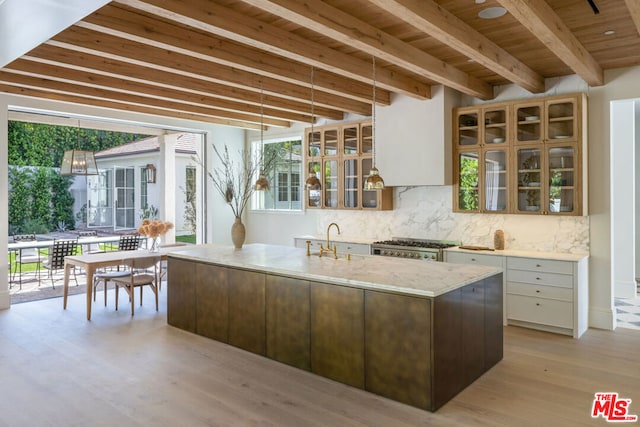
62,244,192,320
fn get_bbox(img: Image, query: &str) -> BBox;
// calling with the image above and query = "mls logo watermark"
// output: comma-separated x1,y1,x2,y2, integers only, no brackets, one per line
592,392,638,422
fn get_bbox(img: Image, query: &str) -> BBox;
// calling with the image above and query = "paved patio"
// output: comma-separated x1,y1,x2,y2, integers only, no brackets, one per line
9,268,88,304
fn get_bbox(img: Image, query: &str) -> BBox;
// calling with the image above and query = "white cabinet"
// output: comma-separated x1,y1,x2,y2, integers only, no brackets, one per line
294,237,371,255
445,248,588,338
506,256,588,338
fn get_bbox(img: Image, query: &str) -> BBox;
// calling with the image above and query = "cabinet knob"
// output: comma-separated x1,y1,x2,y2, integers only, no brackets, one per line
536,289,541,293
536,303,541,306
536,264,541,267
536,277,541,280
471,258,476,261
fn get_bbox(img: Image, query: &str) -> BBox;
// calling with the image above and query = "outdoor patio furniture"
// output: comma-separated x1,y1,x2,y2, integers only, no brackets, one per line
118,234,142,251
13,234,44,289
112,255,161,316
42,239,79,289
78,230,105,254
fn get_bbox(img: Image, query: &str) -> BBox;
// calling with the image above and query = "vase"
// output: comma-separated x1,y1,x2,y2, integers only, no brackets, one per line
148,237,160,252
231,217,246,249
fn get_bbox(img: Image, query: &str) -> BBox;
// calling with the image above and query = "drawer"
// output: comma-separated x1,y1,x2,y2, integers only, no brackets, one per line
334,242,371,255
507,257,573,275
506,269,573,288
445,251,503,268
507,282,573,301
507,294,573,329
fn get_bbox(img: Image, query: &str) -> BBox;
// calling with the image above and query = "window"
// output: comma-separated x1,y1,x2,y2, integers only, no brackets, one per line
140,166,148,211
252,137,302,211
186,166,196,203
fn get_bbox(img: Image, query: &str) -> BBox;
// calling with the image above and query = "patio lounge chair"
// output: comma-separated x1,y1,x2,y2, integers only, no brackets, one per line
42,239,79,289
13,234,44,289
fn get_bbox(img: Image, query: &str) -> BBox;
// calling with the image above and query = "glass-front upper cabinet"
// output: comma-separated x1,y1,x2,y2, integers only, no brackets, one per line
323,159,338,208
323,128,339,155
515,147,542,213
307,129,321,157
547,146,576,214
361,157,378,209
343,158,358,209
361,124,373,154
455,150,480,212
515,101,543,144
484,149,508,212
455,108,480,147
483,106,508,145
306,161,321,208
546,98,577,143
342,125,359,155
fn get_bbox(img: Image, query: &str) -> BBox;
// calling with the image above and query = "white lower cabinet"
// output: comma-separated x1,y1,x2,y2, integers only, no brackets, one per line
445,249,588,338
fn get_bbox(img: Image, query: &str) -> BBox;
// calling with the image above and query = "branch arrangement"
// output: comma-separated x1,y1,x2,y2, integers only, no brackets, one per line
196,143,277,218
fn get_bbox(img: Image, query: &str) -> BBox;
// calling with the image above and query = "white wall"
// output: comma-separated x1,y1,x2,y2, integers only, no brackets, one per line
0,93,245,310
610,100,636,299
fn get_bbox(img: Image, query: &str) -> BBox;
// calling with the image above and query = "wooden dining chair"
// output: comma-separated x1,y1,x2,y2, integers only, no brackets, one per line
111,255,160,316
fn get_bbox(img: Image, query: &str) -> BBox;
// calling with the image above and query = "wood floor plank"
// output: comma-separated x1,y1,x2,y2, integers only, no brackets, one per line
1,288,639,426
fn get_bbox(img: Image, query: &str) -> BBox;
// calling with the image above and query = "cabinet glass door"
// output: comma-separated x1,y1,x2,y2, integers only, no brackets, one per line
457,151,479,211
323,160,338,208
361,124,373,154
361,157,377,208
484,150,507,212
516,148,542,213
546,99,576,142
308,130,321,157
515,103,542,143
324,129,338,155
483,107,507,145
457,110,479,146
343,126,359,155
306,161,321,208
547,146,575,214
343,159,358,208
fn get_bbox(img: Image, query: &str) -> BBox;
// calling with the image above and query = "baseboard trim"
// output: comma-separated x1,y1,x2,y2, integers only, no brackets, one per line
0,289,10,310
590,306,615,330
615,279,637,299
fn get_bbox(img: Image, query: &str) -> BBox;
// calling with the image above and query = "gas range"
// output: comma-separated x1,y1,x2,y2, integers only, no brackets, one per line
371,238,461,261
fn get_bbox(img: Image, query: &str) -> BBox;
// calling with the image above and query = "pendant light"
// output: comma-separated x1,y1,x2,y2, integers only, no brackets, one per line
254,79,270,191
60,120,98,176
364,56,385,190
305,66,321,190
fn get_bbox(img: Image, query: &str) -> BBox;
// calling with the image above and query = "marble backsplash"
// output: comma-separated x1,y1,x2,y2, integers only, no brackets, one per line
315,186,589,254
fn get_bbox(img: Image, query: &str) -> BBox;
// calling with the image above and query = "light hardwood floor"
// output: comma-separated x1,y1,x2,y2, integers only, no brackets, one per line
1,289,639,427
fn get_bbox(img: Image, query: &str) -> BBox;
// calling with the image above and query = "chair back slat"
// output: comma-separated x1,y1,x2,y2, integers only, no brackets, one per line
118,235,141,251
49,239,78,269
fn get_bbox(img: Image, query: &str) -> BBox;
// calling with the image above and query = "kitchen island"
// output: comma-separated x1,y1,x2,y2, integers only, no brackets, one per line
167,243,503,411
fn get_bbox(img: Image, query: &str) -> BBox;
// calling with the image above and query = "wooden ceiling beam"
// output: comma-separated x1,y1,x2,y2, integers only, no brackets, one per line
25,44,343,121
5,58,313,123
243,0,493,99
0,70,291,127
497,0,604,86
625,0,640,38
366,0,545,94
0,82,263,130
48,26,371,115
115,0,431,99
82,3,379,105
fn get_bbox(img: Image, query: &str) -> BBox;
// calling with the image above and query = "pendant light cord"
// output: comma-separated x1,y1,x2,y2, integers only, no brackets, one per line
311,66,315,141
372,56,376,168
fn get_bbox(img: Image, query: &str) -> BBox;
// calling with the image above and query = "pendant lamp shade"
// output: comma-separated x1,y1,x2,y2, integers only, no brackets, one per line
365,55,384,190
254,172,270,191
60,149,98,176
305,170,321,189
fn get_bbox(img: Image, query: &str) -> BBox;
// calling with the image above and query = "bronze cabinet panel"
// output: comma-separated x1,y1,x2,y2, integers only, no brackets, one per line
484,275,504,368
167,258,197,333
364,291,432,410
432,288,464,410
196,264,229,343
228,269,266,355
266,275,310,370
310,283,365,388
462,282,485,384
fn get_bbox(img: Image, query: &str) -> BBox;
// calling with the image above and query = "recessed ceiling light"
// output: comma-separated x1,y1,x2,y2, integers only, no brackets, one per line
604,30,616,36
478,7,507,19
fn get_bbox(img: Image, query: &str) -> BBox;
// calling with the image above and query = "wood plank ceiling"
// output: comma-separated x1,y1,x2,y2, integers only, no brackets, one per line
1,0,640,130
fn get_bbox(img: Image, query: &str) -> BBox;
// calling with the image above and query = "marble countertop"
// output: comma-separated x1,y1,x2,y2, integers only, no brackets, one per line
445,246,588,262
294,235,374,245
168,243,502,298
